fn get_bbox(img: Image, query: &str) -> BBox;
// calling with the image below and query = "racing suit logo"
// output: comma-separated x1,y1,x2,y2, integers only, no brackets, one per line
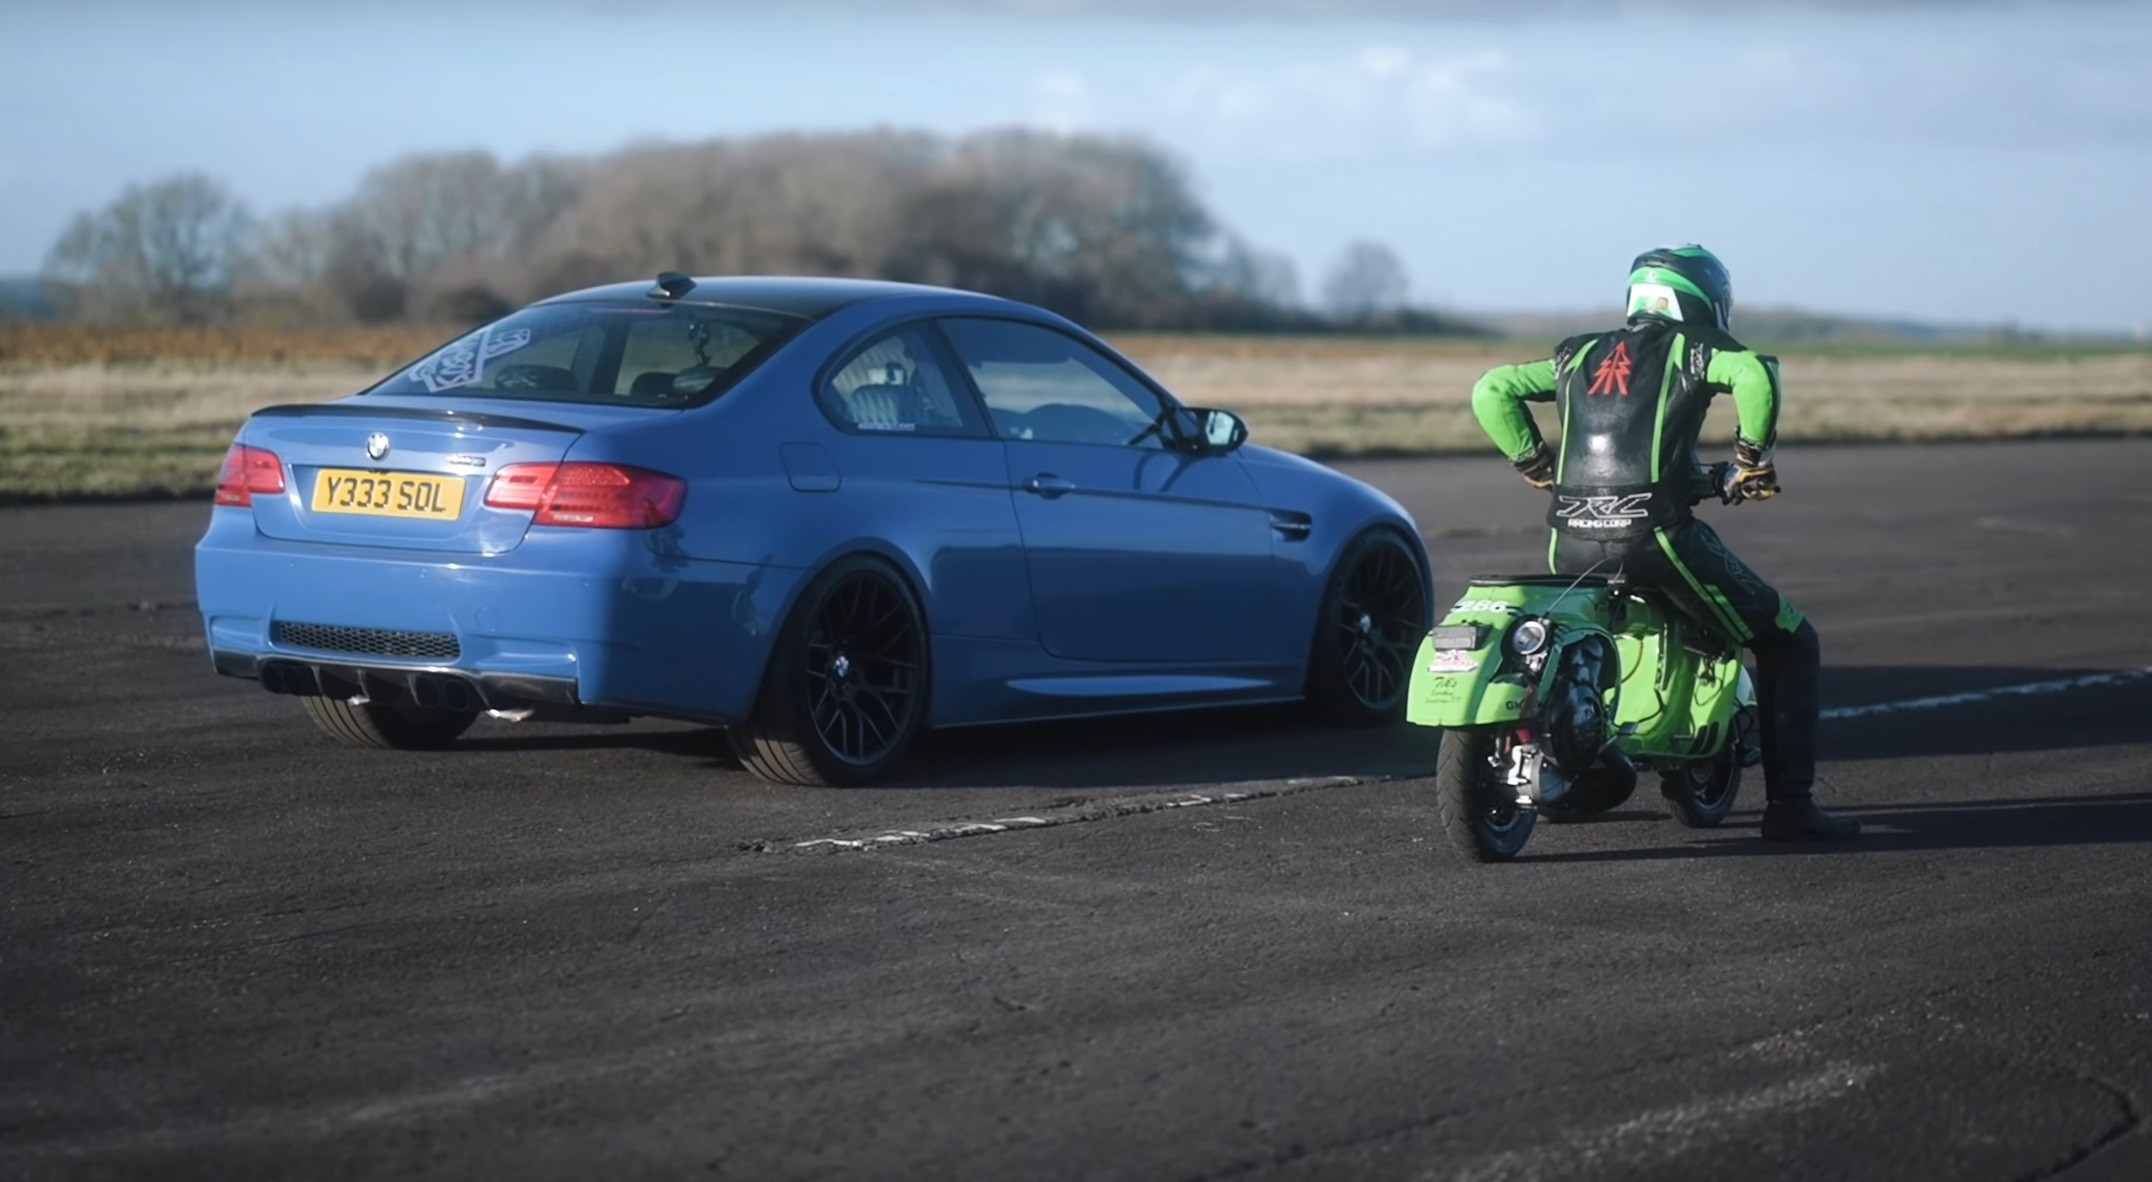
1587,340,1633,397
1555,492,1653,529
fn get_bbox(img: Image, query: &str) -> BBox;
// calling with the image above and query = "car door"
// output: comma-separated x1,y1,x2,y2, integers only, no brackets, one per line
812,324,1031,645
935,316,1292,664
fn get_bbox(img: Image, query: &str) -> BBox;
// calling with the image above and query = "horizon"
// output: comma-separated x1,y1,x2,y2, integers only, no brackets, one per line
3,0,2147,334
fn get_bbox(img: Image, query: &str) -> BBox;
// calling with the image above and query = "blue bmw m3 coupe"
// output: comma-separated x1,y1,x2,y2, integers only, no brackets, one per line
195,275,1433,784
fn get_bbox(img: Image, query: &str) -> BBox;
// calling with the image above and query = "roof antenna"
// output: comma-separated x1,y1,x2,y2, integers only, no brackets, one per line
648,271,696,300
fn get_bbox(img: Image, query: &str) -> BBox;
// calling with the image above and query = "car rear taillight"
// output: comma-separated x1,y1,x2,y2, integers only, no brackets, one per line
483,462,687,529
213,444,286,507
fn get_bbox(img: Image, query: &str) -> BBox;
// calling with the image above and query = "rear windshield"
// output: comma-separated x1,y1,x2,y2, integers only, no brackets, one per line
365,300,808,407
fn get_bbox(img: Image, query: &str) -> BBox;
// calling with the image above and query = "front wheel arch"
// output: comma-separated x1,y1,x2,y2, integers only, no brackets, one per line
1305,524,1432,725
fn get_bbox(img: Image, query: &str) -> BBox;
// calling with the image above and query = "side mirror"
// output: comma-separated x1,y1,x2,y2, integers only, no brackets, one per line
1178,407,1247,455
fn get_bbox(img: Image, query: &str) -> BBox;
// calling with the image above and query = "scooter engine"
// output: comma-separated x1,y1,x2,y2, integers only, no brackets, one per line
1541,634,1616,777
1501,740,1571,808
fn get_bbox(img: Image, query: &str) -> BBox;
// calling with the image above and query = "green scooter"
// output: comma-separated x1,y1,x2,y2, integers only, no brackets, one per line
1407,465,1763,862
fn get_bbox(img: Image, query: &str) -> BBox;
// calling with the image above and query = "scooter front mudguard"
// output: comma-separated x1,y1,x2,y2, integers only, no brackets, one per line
1408,582,1615,730
1407,625,1531,728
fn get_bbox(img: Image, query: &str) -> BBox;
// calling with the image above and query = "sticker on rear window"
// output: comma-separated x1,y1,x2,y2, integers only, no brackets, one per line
407,327,533,393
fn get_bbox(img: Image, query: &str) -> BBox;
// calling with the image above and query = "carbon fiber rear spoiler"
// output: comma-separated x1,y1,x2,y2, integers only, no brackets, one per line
248,404,585,434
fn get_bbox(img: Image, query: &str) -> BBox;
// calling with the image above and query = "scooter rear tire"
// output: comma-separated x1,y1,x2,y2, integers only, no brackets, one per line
1660,746,1743,828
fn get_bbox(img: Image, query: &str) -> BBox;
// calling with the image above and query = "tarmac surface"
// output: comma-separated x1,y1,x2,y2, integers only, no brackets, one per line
4,438,2151,1180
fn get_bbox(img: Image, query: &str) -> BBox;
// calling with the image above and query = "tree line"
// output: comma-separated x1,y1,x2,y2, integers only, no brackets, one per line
36,129,1479,334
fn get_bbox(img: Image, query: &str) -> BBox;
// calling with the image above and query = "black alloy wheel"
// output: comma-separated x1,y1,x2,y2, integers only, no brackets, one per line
804,571,924,767
729,556,929,787
1312,530,1430,725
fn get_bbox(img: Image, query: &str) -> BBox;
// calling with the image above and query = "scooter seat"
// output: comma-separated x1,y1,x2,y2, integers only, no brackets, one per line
1466,573,1613,589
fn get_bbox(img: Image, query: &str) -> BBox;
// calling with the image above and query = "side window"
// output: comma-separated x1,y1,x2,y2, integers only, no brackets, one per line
938,318,1170,449
819,327,984,437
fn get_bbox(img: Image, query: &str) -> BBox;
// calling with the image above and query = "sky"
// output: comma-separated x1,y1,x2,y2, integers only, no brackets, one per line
2,0,2147,332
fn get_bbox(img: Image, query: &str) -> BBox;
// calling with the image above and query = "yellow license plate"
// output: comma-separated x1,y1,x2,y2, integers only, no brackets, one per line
311,469,466,520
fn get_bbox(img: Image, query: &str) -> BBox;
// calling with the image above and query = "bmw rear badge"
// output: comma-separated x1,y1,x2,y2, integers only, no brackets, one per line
365,432,390,461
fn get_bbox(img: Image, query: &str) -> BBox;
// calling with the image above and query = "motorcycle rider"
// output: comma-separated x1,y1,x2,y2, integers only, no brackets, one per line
1470,245,1859,840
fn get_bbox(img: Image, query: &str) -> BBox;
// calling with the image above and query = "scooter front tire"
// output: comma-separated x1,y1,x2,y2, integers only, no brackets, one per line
1434,728,1536,862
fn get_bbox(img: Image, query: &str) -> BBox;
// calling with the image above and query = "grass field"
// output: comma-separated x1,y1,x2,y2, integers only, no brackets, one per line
3,324,2149,501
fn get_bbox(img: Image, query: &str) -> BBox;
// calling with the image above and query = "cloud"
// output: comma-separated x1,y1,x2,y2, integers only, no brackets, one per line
771,0,2034,17
791,0,2048,21
1141,45,1541,161
1398,49,1540,147
1029,69,1095,133
1671,34,2152,151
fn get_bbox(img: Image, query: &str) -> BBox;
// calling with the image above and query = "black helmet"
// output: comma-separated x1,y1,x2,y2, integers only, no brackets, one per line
1626,245,1733,332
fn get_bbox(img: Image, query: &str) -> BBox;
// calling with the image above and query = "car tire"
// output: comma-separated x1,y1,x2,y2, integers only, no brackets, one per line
301,695,477,750
728,555,930,787
1307,527,1429,726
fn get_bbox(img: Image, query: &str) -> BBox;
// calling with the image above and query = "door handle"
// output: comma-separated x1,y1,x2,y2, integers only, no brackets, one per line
1023,473,1077,498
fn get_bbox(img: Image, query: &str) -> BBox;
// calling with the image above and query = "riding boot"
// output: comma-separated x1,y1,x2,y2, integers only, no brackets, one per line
1752,621,1860,840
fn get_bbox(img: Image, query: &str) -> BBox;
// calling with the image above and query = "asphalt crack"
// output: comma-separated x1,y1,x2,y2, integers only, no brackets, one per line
2007,1067,2141,1181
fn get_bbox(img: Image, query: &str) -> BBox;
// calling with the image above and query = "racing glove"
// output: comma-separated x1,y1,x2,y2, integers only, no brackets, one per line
1514,442,1556,490
1719,438,1779,503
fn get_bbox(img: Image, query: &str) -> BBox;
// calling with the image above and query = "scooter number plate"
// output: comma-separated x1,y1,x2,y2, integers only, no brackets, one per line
1430,624,1484,650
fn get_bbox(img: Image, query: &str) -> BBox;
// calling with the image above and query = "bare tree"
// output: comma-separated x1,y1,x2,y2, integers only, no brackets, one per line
325,151,585,318
48,132,1415,332
43,173,253,323
245,209,335,291
1321,240,1410,324
889,130,1216,326
342,152,506,283
230,209,343,324
1208,236,1301,309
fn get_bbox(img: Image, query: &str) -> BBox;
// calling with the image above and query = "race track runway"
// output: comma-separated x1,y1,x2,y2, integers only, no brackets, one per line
5,439,2151,1180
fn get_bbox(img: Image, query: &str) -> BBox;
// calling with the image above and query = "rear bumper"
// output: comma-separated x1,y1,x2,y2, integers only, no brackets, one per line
194,509,807,723
211,648,580,710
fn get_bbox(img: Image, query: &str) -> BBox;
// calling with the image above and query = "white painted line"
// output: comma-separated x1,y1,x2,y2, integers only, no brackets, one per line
1444,1062,1878,1182
783,776,1383,854
779,668,2152,855
1820,665,2152,721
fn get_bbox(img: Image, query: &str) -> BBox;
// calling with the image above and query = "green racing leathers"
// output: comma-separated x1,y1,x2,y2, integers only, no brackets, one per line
1470,316,1822,807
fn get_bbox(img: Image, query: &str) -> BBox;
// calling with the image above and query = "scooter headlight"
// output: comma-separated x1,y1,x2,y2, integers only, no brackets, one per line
1508,617,1551,657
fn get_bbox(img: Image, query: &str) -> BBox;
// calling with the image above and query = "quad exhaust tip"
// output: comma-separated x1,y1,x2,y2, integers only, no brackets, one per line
259,662,318,696
411,673,478,713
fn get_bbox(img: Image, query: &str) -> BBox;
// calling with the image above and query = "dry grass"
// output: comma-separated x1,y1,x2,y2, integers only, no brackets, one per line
0,325,447,500
0,323,449,367
1114,334,2152,455
0,364,386,499
3,325,2148,501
